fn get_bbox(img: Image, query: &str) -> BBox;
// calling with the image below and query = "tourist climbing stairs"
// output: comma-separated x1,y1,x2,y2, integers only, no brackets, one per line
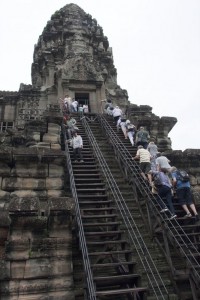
63,119,148,300
97,114,200,299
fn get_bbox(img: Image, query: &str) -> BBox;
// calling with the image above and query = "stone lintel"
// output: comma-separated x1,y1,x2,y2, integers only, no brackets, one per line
68,81,101,90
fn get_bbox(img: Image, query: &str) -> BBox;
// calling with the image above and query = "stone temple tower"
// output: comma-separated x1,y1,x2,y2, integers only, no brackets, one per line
31,3,129,112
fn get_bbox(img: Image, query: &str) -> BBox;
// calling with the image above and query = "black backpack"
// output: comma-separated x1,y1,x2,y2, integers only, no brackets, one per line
177,170,190,182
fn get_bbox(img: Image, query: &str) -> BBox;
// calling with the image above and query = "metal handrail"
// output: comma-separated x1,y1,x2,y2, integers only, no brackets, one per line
62,125,96,300
98,115,200,285
81,117,170,300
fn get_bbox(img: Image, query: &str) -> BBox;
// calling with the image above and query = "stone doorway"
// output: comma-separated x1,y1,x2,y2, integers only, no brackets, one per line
75,92,90,112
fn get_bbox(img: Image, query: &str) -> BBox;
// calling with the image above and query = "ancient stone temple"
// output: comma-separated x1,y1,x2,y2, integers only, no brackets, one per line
0,3,200,300
31,3,129,112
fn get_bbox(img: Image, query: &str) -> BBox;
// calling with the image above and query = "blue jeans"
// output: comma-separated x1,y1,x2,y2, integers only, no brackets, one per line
157,185,175,214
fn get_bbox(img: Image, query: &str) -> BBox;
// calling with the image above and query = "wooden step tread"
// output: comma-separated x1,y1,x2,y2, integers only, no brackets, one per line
79,200,112,205
75,178,102,182
96,286,148,296
85,230,123,236
76,188,106,191
92,261,136,268
82,214,117,219
87,240,128,245
82,207,115,211
94,273,140,281
76,183,105,187
78,195,108,199
89,250,132,256
74,172,100,175
83,222,120,226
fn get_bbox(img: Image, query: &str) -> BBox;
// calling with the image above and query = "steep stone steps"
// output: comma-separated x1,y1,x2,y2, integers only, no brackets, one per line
88,118,178,299
101,115,200,299
69,120,148,300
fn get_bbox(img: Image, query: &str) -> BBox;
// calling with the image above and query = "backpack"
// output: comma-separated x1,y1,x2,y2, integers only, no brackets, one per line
177,170,190,182
127,124,136,132
153,172,163,187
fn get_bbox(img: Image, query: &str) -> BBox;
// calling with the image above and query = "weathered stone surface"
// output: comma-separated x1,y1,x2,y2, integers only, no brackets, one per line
23,258,72,278
0,260,10,279
46,178,64,190
48,123,61,134
0,211,11,227
9,196,40,213
1,277,74,300
51,144,61,150
0,163,11,176
49,164,64,177
11,162,48,178
47,190,66,198
49,197,74,212
2,178,46,191
10,190,47,198
29,142,51,149
0,190,10,202
43,133,60,144
10,261,26,278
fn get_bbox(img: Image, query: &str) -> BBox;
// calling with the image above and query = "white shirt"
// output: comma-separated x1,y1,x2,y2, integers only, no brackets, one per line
136,149,151,163
70,135,83,149
113,107,122,117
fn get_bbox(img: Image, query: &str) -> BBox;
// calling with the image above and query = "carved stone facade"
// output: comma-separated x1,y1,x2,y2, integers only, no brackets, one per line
31,3,129,111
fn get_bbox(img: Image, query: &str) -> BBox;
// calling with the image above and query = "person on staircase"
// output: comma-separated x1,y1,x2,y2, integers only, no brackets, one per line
63,115,77,139
171,167,199,221
156,152,172,173
125,120,136,146
117,115,127,139
147,139,158,171
112,106,123,125
149,169,177,219
70,131,84,163
132,145,152,182
71,98,78,112
64,94,73,113
101,99,113,115
135,126,150,149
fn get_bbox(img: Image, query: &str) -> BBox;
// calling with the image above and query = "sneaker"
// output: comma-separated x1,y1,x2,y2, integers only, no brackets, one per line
183,213,192,218
168,214,177,220
74,160,78,163
160,208,169,213
80,160,84,163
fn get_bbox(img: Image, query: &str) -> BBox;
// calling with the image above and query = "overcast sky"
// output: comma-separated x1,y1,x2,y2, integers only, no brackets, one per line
0,0,199,151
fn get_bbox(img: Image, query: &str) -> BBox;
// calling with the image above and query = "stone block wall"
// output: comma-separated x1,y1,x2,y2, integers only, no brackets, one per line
0,122,75,300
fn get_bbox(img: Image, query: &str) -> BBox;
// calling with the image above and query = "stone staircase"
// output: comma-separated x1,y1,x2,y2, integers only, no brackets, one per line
68,115,179,300
67,124,148,299
95,114,200,300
